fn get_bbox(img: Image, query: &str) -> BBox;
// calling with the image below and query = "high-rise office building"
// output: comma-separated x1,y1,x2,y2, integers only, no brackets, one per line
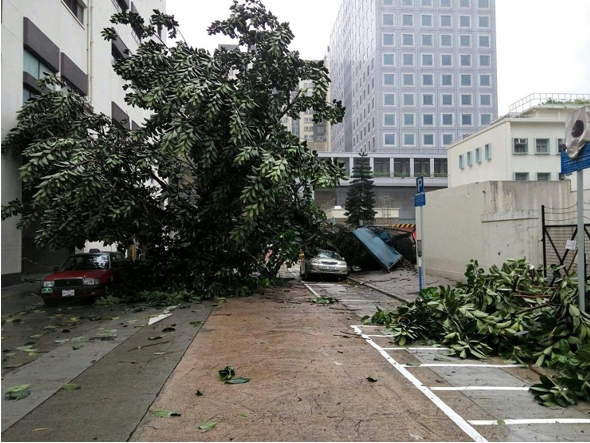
329,0,497,156
1,0,165,285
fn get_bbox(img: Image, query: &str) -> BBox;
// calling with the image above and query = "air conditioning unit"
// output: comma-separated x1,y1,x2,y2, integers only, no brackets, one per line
514,138,527,144
565,105,590,159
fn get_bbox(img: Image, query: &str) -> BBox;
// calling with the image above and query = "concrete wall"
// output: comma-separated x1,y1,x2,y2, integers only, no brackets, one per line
424,180,572,282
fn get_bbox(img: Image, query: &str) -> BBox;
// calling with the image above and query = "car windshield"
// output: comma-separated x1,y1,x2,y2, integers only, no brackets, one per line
60,254,110,271
317,250,343,260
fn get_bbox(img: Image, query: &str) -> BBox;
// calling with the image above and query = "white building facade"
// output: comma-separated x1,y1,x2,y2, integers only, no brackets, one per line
1,0,165,285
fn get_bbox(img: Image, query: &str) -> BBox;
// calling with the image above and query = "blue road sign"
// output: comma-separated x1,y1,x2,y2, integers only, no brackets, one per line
414,193,425,207
416,176,424,194
561,143,590,174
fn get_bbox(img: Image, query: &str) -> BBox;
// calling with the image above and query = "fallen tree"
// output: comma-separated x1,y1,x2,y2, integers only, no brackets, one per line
364,258,590,407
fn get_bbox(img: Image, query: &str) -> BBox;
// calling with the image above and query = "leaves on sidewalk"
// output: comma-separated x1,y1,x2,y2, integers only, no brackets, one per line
62,383,81,390
225,377,250,384
153,410,181,418
5,384,31,400
218,366,235,381
198,420,217,430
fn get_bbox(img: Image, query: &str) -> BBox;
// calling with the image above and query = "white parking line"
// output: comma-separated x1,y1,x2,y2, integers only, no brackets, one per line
304,283,321,297
382,347,451,351
351,325,487,442
431,387,529,391
469,419,590,426
403,363,524,368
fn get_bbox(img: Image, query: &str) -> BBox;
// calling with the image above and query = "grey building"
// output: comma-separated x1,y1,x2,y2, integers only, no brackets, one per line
321,0,498,221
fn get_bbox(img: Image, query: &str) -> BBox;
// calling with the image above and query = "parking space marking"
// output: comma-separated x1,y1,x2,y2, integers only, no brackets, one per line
431,387,529,391
402,363,524,368
303,283,321,297
382,347,450,351
469,419,590,426
351,325,487,442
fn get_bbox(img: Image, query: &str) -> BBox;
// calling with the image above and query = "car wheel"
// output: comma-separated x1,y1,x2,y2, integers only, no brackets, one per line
43,298,59,308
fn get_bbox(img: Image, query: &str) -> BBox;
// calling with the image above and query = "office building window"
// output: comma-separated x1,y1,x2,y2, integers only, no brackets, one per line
537,173,551,181
423,113,434,125
384,93,395,105
422,93,434,105
485,143,492,160
384,133,396,146
515,172,529,181
423,134,434,145
421,14,433,26
461,74,472,86
422,54,433,66
383,0,394,4
443,134,454,145
442,113,453,125
461,114,473,125
479,16,490,28
402,0,414,5
374,158,391,177
479,54,491,66
434,158,448,176
441,54,452,66
383,14,394,25
460,54,472,66
479,35,490,48
403,73,415,86
384,73,395,85
403,53,414,66
480,74,491,86
23,50,54,81
475,147,482,163
441,74,453,86
23,88,37,103
402,34,414,46
422,0,433,5
481,114,492,125
422,34,434,46
479,0,490,7
558,138,566,153
383,53,395,65
422,74,434,86
460,0,470,6
442,94,453,105
440,15,452,27
460,35,471,47
461,94,472,105
403,113,415,126
440,34,452,47
403,93,415,106
384,113,396,126
441,0,451,6
513,138,528,154
383,33,395,45
480,94,491,106
404,133,416,146
402,14,414,26
459,154,464,169
394,158,411,176
415,158,430,175
63,0,84,22
467,151,473,166
536,138,550,154
459,16,471,27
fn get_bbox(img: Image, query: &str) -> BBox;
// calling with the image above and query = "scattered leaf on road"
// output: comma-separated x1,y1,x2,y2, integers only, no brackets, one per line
5,384,31,400
198,420,217,430
225,377,250,384
366,376,378,383
162,327,176,333
190,321,202,326
153,410,181,418
148,336,163,341
62,383,81,390
195,390,203,396
32,428,51,432
44,325,59,330
72,344,84,350
28,334,43,339
218,366,235,381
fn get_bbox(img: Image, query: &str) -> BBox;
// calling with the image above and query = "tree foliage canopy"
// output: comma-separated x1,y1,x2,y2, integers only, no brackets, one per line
344,151,377,228
1,0,346,296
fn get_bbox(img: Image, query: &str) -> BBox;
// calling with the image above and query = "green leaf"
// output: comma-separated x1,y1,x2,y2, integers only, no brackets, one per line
162,327,176,333
198,420,217,430
61,383,81,390
5,384,31,400
153,410,181,418
225,377,250,384
218,366,235,381
366,376,378,382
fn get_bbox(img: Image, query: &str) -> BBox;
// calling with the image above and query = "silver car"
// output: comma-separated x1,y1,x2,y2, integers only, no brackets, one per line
300,249,348,281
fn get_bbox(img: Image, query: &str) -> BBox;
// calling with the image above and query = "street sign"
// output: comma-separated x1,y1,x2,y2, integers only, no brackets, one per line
416,176,424,194
561,143,590,174
414,193,425,207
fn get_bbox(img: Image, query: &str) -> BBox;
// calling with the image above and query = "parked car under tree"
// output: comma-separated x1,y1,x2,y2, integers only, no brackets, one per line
40,251,125,307
299,249,348,281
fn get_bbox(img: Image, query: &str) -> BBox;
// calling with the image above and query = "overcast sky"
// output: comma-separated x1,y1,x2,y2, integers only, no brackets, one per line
166,0,590,115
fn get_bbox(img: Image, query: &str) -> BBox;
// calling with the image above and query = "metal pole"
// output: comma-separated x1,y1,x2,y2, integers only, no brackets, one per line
420,204,425,289
577,170,585,312
541,205,547,278
416,205,422,293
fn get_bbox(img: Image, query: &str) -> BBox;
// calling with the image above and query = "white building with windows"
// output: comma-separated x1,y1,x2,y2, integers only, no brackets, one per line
1,0,165,285
447,93,590,188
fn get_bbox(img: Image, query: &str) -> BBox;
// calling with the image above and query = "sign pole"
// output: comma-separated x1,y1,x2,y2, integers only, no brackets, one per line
420,203,425,291
415,176,426,294
577,170,585,312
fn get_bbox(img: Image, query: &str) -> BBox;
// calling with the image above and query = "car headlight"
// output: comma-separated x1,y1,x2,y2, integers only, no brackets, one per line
310,259,321,265
43,281,54,288
83,278,100,285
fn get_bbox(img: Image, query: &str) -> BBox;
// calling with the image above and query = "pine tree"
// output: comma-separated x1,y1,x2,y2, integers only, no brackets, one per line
344,151,377,227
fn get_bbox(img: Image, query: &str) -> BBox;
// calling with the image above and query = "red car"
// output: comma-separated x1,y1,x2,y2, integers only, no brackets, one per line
40,252,125,307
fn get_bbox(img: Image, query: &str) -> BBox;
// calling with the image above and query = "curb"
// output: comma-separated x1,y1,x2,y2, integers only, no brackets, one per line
347,277,412,304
